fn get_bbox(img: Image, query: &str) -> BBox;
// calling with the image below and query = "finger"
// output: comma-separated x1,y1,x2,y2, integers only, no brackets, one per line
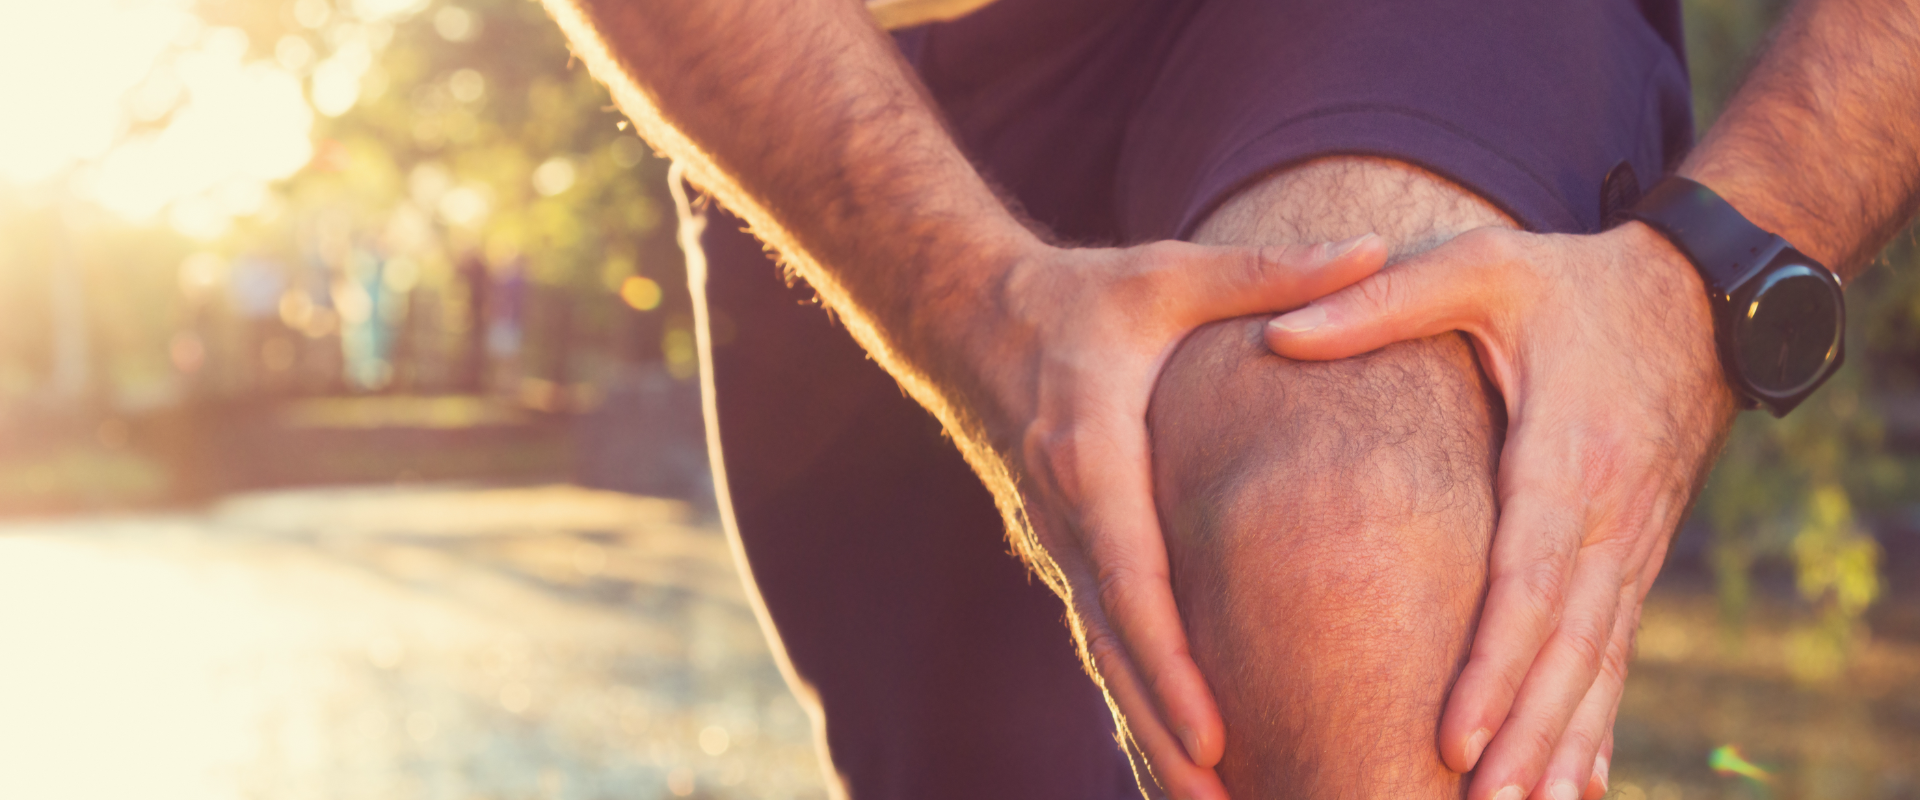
1467,545,1628,800
1080,426,1225,769
1585,729,1615,800
1046,411,1225,776
1075,607,1227,800
1437,450,1583,773
1586,609,1629,800
1159,233,1389,324
1528,587,1634,800
1265,227,1521,361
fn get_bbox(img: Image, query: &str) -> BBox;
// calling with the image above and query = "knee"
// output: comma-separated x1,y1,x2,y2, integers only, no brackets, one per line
1149,317,1500,797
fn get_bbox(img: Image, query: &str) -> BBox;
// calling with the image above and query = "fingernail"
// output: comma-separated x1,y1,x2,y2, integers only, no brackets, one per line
1594,755,1610,791
1492,786,1525,800
1269,304,1326,333
1548,779,1580,800
1319,233,1374,262
1463,727,1492,767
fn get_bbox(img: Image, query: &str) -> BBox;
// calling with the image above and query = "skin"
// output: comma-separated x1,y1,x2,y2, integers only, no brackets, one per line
538,0,1386,796
1268,1,1920,798
539,0,1920,797
1155,156,1511,798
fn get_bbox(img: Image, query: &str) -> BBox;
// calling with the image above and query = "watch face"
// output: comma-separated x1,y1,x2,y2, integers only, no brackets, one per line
1733,262,1843,395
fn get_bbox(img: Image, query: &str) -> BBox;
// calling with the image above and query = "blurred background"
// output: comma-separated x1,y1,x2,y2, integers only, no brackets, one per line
0,0,1912,797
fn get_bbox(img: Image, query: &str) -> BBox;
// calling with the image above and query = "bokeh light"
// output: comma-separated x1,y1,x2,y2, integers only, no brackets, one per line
0,0,314,239
0,1,1915,799
0,0,197,185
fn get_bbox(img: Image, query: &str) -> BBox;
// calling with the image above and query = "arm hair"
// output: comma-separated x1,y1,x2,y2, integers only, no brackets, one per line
1684,0,1920,278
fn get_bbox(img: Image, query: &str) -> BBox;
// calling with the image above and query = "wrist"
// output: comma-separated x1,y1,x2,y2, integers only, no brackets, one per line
1624,173,1848,416
1609,221,1744,418
885,222,1053,447
1677,156,1842,279
1612,220,1713,312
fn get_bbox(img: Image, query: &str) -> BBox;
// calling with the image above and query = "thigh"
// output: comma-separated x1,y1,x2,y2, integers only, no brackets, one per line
695,205,1135,800
1148,157,1509,796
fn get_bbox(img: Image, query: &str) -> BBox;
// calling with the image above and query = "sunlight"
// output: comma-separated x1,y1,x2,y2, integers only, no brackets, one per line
0,0,317,238
0,536,300,800
0,0,194,185
84,52,312,229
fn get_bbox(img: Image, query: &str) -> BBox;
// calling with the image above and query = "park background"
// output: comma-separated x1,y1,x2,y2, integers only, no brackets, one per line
0,0,1914,798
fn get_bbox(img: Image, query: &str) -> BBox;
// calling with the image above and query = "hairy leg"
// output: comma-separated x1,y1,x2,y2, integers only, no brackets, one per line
1150,157,1513,797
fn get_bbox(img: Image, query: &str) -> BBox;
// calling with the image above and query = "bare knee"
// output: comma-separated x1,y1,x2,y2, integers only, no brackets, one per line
1151,321,1498,797
1147,156,1512,798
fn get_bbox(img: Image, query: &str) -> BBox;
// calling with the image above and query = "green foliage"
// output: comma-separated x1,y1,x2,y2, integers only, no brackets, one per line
1684,0,1918,675
1681,0,1791,126
267,0,675,294
0,0,686,409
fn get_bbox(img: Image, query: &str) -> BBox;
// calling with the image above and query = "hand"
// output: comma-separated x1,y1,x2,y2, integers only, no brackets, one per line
970,234,1387,799
1265,223,1739,800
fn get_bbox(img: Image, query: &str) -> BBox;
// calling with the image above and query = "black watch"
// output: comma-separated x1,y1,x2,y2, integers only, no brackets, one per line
1623,175,1846,417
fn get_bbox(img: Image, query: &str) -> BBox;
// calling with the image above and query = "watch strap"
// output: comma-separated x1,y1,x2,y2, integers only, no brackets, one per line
1626,177,1788,293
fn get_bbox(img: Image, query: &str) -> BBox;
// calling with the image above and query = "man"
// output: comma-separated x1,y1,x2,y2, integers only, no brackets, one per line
539,0,1920,798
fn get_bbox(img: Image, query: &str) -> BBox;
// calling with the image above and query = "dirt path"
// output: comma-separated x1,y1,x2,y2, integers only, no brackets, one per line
0,485,824,800
0,484,1913,800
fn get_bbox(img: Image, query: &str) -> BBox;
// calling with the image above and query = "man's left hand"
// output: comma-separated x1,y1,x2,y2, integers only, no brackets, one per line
1265,222,1740,800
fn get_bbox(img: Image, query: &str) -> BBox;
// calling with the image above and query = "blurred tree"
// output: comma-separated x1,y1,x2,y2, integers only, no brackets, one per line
218,0,682,399
1685,0,1918,679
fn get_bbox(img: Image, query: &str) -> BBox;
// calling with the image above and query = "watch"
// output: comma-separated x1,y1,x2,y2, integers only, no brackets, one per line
1624,175,1846,417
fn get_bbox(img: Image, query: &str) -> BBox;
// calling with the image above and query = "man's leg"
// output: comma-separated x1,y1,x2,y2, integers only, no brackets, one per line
1150,156,1512,797
695,203,1136,800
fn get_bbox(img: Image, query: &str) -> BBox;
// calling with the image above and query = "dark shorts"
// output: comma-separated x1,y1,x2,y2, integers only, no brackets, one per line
692,1,1690,797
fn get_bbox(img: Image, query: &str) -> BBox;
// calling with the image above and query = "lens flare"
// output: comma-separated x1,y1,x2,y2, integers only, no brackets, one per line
1709,745,1773,783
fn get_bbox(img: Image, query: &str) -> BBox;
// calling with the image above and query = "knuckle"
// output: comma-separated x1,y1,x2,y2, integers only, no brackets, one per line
1458,227,1517,263
1598,634,1633,684
1136,239,1185,264
1228,247,1274,293
1023,424,1079,491
1557,726,1601,759
1144,650,1190,701
1581,524,1640,556
1126,242,1189,284
1575,425,1632,480
1597,648,1632,686
1094,561,1149,617
1456,228,1544,291
1081,623,1129,679
1558,615,1611,668
1355,270,1405,315
1461,656,1526,706
1512,560,1568,618
997,251,1046,313
1487,658,1529,701
1518,718,1562,762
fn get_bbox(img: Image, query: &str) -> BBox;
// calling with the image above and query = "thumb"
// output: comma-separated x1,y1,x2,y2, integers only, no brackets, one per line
1167,233,1390,324
1264,237,1503,361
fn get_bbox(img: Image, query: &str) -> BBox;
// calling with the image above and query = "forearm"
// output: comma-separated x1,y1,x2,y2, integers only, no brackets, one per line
541,0,1037,431
1682,0,1920,279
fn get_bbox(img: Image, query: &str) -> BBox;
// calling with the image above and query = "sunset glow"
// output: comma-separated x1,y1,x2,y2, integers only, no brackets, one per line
0,0,318,238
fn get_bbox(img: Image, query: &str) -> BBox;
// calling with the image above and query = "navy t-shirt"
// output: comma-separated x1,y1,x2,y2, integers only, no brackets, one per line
896,0,1693,242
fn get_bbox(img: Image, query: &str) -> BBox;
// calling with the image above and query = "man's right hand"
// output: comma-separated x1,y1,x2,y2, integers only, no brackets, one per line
963,233,1387,798
541,0,1385,792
